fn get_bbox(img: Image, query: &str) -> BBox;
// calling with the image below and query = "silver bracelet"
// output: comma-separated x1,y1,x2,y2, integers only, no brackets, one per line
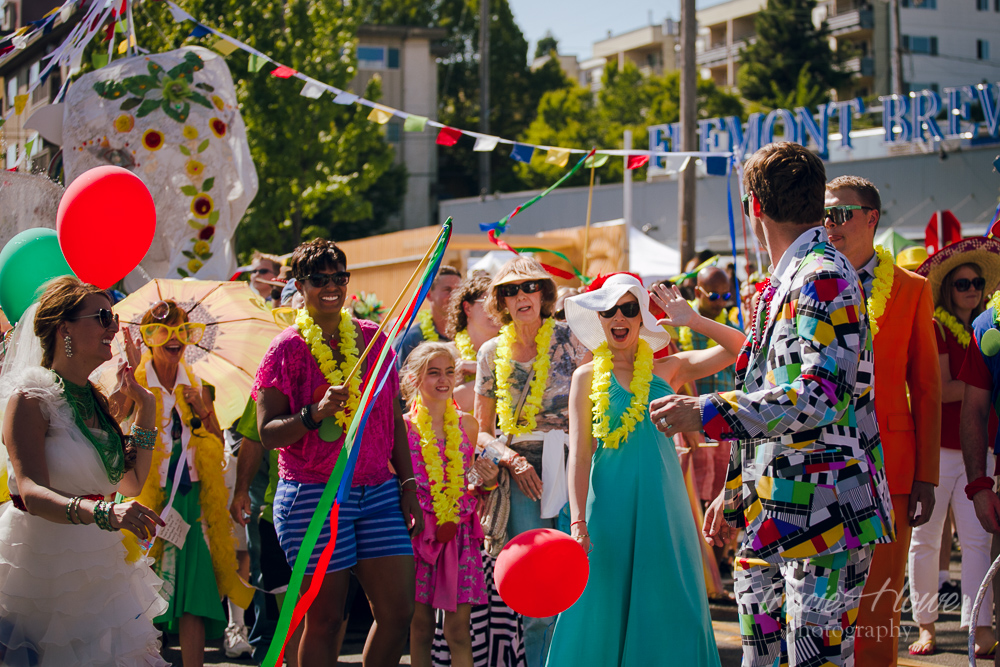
399,476,416,490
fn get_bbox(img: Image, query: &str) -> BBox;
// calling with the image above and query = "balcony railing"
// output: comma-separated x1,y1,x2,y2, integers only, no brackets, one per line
696,39,750,67
843,55,875,76
826,8,873,34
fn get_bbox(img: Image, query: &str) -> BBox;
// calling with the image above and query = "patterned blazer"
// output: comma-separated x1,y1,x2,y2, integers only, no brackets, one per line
699,227,895,563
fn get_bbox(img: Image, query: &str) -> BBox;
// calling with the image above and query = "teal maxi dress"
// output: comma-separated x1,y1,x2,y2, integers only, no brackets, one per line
545,374,721,667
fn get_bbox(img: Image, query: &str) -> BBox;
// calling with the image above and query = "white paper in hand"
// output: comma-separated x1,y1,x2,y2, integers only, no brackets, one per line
159,507,191,550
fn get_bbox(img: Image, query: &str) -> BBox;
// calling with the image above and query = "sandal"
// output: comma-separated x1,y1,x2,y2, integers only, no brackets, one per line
907,638,936,656
976,640,999,658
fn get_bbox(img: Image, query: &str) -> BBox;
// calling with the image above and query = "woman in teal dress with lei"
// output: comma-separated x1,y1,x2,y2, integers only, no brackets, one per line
546,274,746,667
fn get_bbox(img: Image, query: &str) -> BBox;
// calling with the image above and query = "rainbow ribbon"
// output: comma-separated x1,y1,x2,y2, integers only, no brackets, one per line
262,219,454,667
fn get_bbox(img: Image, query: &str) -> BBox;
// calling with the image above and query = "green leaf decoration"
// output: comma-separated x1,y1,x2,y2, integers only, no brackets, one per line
188,92,213,109
181,250,196,259
124,75,158,97
93,80,126,100
201,177,215,192
179,145,191,156
177,268,190,278
119,97,142,111
203,253,214,260
208,211,220,225
147,61,164,77
136,98,162,117
162,100,190,123
185,52,205,71
180,185,199,196
197,139,210,153
194,82,215,92
188,219,205,230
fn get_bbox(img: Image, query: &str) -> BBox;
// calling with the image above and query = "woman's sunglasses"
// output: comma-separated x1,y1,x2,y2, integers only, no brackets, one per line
824,205,874,225
139,322,206,347
498,280,542,298
954,277,986,292
599,302,641,319
71,309,118,329
299,272,351,288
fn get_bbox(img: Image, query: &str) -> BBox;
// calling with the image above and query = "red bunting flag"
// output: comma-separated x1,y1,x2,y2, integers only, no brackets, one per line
626,154,650,170
270,65,297,79
436,126,463,146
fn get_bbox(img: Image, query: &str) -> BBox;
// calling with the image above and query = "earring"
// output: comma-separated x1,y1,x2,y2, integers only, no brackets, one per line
64,334,73,359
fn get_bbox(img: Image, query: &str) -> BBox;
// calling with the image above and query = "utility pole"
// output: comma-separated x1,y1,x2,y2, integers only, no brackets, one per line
678,0,697,267
478,0,491,195
889,0,904,96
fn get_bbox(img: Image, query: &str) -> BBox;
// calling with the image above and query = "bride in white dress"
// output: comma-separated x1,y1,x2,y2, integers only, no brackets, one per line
0,276,168,666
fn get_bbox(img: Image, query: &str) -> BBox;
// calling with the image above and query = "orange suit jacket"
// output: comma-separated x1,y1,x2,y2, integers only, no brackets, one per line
871,265,940,495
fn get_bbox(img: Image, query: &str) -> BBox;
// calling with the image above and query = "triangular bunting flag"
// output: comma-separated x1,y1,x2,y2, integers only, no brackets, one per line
510,143,534,163
436,126,463,146
545,148,570,168
189,24,212,39
333,91,359,105
114,20,127,34
212,38,240,56
248,54,268,72
23,138,33,157
367,106,393,125
299,80,325,99
91,53,109,70
626,154,650,170
473,135,499,152
271,65,297,79
584,153,609,168
167,4,192,22
705,156,728,176
14,94,28,116
117,34,136,55
403,115,428,132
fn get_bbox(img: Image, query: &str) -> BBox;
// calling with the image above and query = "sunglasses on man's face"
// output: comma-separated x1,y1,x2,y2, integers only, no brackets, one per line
498,280,542,298
824,205,874,226
741,193,752,217
954,277,986,292
71,308,119,329
699,287,731,302
599,301,642,319
299,272,351,289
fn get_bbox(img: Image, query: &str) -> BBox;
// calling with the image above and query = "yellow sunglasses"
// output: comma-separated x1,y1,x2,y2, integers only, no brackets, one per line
139,322,206,348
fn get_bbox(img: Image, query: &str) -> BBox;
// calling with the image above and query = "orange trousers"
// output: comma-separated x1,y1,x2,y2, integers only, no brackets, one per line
854,494,912,667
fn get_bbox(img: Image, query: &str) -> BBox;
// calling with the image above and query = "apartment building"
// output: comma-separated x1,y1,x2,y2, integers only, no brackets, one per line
351,25,446,230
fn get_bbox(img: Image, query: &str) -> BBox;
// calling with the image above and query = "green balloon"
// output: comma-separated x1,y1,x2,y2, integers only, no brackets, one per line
319,417,344,443
982,328,1000,357
0,228,75,325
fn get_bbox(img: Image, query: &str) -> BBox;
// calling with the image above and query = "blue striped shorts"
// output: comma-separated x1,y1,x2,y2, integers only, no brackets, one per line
273,477,414,574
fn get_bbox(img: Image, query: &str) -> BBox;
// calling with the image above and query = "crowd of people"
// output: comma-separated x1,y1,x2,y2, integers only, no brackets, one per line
1,139,999,667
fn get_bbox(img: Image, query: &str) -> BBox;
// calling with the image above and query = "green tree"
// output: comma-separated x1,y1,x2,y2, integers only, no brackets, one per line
737,0,852,109
124,0,402,258
516,62,743,188
534,32,558,59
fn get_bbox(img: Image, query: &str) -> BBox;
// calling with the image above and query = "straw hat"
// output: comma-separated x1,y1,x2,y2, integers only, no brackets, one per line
914,237,1000,303
564,274,672,352
493,260,553,286
896,246,928,272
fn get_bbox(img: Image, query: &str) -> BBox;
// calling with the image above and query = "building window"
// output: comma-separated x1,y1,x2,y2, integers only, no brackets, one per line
978,39,990,59
387,48,400,69
357,46,386,69
5,144,15,169
902,0,937,8
902,35,938,55
978,0,989,9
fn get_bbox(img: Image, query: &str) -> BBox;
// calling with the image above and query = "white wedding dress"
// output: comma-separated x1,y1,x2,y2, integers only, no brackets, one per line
0,366,168,666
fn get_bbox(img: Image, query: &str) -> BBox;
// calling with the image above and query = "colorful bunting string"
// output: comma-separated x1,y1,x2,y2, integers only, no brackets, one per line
261,220,454,667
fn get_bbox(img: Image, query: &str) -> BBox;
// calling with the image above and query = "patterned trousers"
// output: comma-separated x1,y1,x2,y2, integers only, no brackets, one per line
735,545,873,667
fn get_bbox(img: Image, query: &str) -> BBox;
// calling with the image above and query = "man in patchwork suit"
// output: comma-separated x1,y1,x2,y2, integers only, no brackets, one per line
651,142,895,667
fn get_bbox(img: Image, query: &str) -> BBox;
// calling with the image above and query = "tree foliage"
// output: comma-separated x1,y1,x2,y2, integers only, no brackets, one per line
737,0,852,109
123,0,402,259
534,32,558,59
516,62,744,188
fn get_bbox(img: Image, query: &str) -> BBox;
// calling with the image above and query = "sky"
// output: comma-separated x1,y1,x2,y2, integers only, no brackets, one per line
508,0,712,61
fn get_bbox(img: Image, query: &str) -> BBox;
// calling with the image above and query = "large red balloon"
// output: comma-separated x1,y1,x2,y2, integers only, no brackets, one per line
57,165,156,289
495,528,589,618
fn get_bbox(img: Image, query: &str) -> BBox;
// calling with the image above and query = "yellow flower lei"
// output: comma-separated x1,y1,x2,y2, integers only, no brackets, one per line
411,396,467,525
123,355,253,609
495,318,555,435
295,308,361,430
419,310,440,342
590,340,654,449
454,329,476,361
990,291,1000,319
934,307,971,348
677,301,728,351
867,245,894,337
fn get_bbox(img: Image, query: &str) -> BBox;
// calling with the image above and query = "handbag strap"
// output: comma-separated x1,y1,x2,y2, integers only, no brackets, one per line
504,367,536,448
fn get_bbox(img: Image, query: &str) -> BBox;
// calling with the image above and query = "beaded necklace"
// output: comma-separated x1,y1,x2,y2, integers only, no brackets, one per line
57,372,124,485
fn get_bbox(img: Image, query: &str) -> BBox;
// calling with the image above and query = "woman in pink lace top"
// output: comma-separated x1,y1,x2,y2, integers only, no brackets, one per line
255,239,422,667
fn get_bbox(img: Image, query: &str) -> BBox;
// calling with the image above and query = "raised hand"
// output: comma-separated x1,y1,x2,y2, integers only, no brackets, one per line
650,283,697,329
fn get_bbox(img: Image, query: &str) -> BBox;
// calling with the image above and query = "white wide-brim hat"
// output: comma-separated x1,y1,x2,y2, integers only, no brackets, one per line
564,274,672,352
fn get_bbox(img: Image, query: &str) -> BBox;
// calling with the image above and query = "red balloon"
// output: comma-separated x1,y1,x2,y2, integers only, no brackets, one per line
494,528,589,618
57,165,156,289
